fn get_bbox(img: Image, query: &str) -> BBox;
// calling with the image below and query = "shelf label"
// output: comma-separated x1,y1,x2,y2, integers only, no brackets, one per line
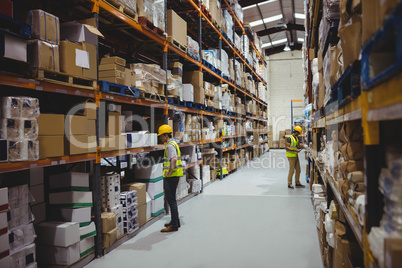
56,89,67,94
35,86,43,91
59,160,66,165
30,164,38,168
126,151,131,154
89,93,94,97
51,161,58,165
19,78,39,84
75,90,86,96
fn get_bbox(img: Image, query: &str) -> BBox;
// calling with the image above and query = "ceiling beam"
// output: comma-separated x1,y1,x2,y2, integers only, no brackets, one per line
264,42,303,56
256,3,274,47
290,0,296,44
277,0,290,46
256,23,305,36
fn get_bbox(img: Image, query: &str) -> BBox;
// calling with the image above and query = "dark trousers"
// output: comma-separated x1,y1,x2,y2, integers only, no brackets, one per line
164,176,180,227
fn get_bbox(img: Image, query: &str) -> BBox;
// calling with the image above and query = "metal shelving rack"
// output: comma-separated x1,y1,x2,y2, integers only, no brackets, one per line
0,0,271,266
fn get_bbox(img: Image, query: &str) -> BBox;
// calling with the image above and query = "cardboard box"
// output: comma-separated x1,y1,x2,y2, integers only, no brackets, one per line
193,87,205,104
30,167,44,186
65,115,87,135
49,172,89,190
60,41,96,79
36,221,80,247
28,39,60,71
87,119,96,136
60,21,103,46
37,242,80,266
83,102,96,119
151,195,164,216
134,163,163,180
58,207,91,225
167,10,187,46
31,202,46,224
384,238,402,268
339,15,362,68
183,71,203,87
107,112,121,136
138,203,147,226
100,56,126,66
103,227,117,248
80,236,95,256
99,63,125,72
38,114,64,135
30,10,60,44
38,136,64,158
102,76,125,85
121,182,146,206
362,0,380,45
101,212,116,233
49,191,93,207
64,135,90,155
1,33,27,62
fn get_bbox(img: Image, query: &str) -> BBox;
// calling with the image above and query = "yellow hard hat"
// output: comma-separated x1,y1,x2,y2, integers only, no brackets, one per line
158,124,173,136
294,126,302,133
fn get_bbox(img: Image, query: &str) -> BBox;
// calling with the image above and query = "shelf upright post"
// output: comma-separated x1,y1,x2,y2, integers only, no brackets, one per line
198,0,202,67
163,0,168,101
91,7,103,258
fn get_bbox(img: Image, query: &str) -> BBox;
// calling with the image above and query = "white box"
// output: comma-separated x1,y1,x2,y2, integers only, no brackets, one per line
31,202,46,224
0,233,9,257
151,195,164,217
8,205,32,230
49,172,89,191
60,21,103,46
150,133,157,146
36,222,80,247
125,132,147,148
119,191,136,207
0,212,7,233
0,187,8,212
146,193,151,220
202,165,211,185
1,33,27,62
134,163,163,180
10,243,36,267
30,184,44,205
49,191,92,207
183,84,194,102
146,178,163,200
37,242,79,266
29,168,44,186
79,236,95,256
79,222,96,240
59,207,91,225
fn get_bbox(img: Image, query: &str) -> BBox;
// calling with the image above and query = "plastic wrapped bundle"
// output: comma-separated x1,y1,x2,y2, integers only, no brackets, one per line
224,10,234,42
1,119,38,140
221,49,229,77
167,71,183,98
2,96,40,119
235,33,241,53
131,64,166,84
235,61,242,86
242,35,249,58
117,0,137,15
323,0,340,20
203,50,216,66
141,0,154,23
319,17,330,50
8,140,28,162
28,140,39,161
154,0,165,31
187,36,200,61
230,2,243,23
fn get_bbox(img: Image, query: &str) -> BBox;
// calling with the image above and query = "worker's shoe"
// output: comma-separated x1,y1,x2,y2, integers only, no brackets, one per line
161,226,179,232
164,219,181,228
296,183,305,188
288,185,294,189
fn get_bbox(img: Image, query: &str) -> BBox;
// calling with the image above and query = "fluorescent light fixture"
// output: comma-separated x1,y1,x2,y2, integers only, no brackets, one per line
243,0,277,10
261,38,288,48
298,38,304,42
249,14,283,27
294,13,305,19
283,43,291,51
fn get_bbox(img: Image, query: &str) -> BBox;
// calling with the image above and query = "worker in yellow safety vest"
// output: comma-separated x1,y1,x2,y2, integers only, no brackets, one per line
285,126,305,189
158,124,183,232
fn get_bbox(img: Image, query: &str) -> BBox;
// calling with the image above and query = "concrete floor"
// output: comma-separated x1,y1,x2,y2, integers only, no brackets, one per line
86,149,323,268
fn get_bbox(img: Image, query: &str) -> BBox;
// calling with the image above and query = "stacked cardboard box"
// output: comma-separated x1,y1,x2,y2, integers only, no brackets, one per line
121,182,149,227
134,163,164,217
101,212,117,248
59,20,102,80
183,71,204,104
204,81,215,107
167,10,187,48
99,56,126,85
184,115,202,142
168,62,183,98
279,130,286,149
130,63,166,96
101,107,127,151
65,113,97,155
0,96,39,161
120,190,138,234
29,168,46,224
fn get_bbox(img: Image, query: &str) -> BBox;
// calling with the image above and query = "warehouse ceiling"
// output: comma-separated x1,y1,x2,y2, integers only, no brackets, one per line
240,0,305,56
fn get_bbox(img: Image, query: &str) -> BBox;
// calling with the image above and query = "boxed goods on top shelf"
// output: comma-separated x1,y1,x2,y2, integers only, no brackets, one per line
187,36,200,62
203,50,222,71
167,9,187,47
223,10,234,42
230,0,243,23
116,0,137,16
130,63,166,95
138,0,166,32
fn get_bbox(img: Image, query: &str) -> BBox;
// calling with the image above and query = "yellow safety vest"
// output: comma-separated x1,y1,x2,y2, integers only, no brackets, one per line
286,135,299,158
163,140,183,178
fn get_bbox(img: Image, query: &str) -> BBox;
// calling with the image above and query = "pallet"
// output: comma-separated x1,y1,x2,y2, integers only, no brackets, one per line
0,13,31,39
200,5,212,21
222,75,230,81
138,17,165,39
105,0,138,22
361,3,402,90
32,69,96,90
187,52,200,62
168,97,185,107
99,80,139,97
139,90,165,102
167,36,187,54
204,106,214,112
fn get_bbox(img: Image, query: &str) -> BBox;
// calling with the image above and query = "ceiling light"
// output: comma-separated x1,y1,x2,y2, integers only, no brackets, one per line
283,43,291,51
249,14,283,27
242,0,277,10
297,38,304,43
294,13,305,20
261,38,288,48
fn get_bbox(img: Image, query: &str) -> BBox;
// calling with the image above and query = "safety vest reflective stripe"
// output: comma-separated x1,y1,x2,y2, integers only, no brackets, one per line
163,140,183,177
286,135,299,158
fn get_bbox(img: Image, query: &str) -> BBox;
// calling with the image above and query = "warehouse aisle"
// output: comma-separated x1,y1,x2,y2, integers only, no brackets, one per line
86,149,322,268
